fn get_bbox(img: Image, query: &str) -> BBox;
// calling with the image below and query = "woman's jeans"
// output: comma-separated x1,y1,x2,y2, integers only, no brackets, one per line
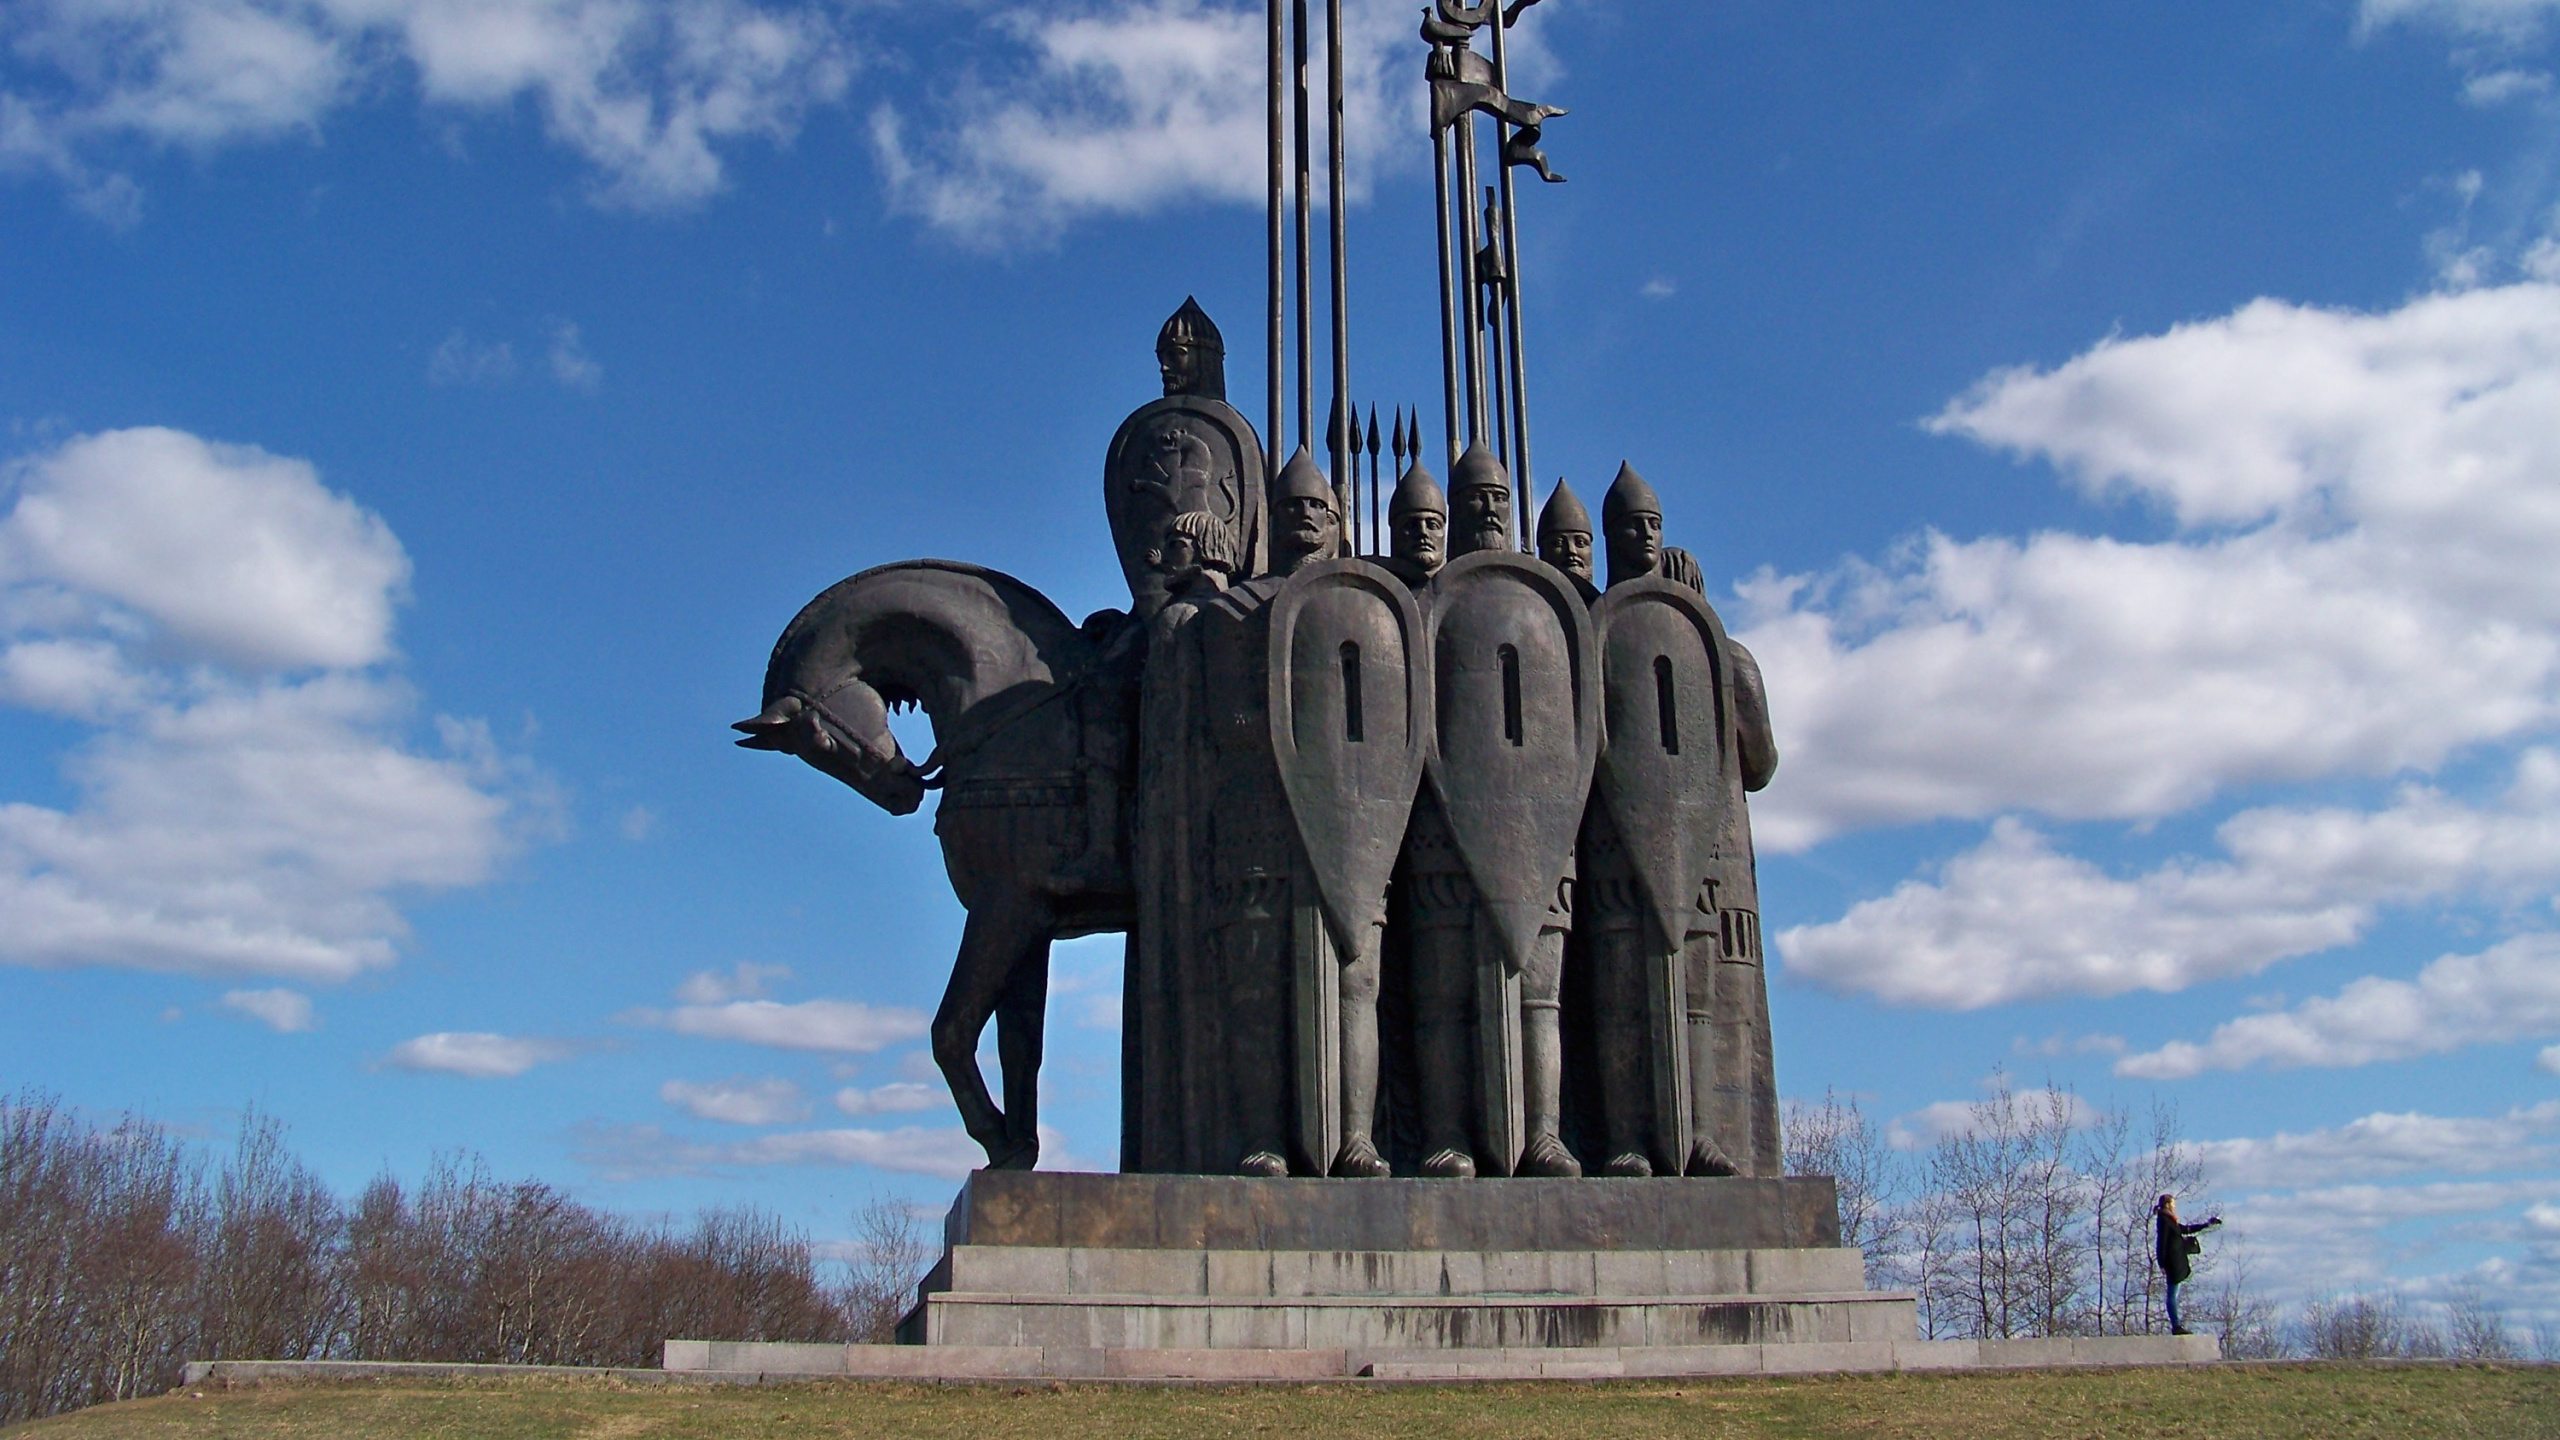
2165,1278,2184,1332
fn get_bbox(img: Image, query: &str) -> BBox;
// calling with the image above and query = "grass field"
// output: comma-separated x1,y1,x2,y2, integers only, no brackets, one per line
9,1364,2555,1440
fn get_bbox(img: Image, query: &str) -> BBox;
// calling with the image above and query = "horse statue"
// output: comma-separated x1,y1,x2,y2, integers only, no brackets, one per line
734,560,1135,1170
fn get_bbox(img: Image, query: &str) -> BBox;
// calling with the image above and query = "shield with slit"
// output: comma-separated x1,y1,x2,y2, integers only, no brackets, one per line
1269,558,1431,966
1591,576,1732,957
1421,550,1600,973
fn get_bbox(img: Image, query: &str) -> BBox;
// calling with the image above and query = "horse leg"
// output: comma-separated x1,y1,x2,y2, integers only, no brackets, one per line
933,898,1045,1166
991,938,1052,1169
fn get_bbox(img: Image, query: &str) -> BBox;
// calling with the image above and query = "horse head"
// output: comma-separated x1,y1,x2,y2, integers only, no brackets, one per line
737,561,1092,816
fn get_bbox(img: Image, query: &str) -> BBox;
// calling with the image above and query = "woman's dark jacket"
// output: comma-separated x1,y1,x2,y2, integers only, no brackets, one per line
2154,1212,2213,1284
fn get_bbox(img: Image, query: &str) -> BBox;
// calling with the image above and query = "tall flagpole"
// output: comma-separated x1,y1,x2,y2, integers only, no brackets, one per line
1292,0,1314,458
1267,0,1285,469
1326,0,1351,538
1486,1,1534,545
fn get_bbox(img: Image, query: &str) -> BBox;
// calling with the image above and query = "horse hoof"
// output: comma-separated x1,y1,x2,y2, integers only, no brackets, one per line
984,1137,1041,1171
1330,1138,1391,1178
1236,1151,1289,1178
1420,1148,1477,1179
1600,1152,1653,1178
1684,1141,1741,1178
1517,1136,1583,1178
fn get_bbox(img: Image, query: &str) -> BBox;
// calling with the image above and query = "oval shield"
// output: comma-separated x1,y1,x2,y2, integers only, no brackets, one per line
1104,396,1267,617
1421,550,1600,972
1268,559,1431,966
1591,576,1732,956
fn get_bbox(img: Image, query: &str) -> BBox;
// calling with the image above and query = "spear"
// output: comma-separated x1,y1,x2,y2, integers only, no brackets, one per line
1366,405,1383,555
1429,56,1462,465
1267,0,1285,471
1327,0,1352,534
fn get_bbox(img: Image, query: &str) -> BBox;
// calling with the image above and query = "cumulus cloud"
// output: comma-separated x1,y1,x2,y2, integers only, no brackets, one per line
384,1030,576,1077
2360,0,2560,47
672,961,790,1005
2191,1101,2560,1191
659,1076,808,1125
218,986,314,1032
2118,934,2560,1077
1781,752,2560,1008
1,0,857,213
869,0,1526,243
1742,283,2560,854
833,1080,943,1116
544,320,601,391
426,331,516,387
1884,1084,2098,1151
629,995,927,1053
574,1120,983,1180
0,428,532,983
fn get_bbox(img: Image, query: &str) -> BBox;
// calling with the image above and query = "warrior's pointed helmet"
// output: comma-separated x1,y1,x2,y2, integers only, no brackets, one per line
1450,441,1511,498
1390,459,1447,519
1273,444,1334,504
1602,462,1661,529
1156,296,1226,400
1536,478,1591,544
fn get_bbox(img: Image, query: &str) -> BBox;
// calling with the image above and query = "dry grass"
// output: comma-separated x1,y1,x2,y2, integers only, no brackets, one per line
9,1364,2556,1440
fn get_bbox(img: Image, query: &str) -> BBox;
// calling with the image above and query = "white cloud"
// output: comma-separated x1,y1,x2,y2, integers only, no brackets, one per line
2462,66,2555,102
631,997,928,1053
575,1120,983,1180
617,805,657,841
1640,277,1677,300
869,0,1511,243
1742,283,2560,854
0,429,532,983
2539,1044,2560,1074
2360,0,2560,46
2,0,857,213
671,961,790,1005
544,320,601,391
384,1030,576,1077
4,427,409,671
2118,934,2560,1078
218,986,313,1032
833,1080,943,1116
1781,751,2560,1008
2192,1101,2560,1191
426,331,516,387
660,1076,808,1125
1884,1085,2098,1151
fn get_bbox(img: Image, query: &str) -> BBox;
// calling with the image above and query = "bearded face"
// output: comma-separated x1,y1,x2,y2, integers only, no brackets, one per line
1453,483,1511,554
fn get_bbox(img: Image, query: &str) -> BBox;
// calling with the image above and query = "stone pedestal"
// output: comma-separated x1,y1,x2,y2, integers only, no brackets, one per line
896,1171,1908,1351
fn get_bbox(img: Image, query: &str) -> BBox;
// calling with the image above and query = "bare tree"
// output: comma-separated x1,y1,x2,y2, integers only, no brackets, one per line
1782,1090,1898,1286
2443,1281,2516,1361
2300,1292,2446,1358
839,1194,936,1343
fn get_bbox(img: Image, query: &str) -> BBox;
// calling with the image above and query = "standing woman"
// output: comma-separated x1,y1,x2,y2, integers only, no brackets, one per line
2154,1193,2223,1335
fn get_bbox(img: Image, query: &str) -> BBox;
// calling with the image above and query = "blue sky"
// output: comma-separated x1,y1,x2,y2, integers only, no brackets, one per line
5,0,2559,1322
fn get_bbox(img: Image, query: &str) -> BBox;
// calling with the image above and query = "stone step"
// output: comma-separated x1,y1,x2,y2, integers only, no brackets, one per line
909,1288,1919,1351
660,1332,2221,1382
928,1244,1867,1301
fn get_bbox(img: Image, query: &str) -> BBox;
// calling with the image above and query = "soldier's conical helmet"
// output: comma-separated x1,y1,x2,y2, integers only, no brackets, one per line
1536,478,1591,545
1390,459,1447,519
1158,295,1224,356
1450,440,1510,497
1602,461,1661,529
1273,444,1333,504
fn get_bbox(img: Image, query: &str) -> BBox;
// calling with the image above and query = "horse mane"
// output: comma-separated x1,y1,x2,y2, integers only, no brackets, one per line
760,560,1093,721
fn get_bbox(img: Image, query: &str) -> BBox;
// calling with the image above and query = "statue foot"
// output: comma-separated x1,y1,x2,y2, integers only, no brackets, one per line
1599,1151,1653,1178
1684,1140,1742,1178
983,1135,1041,1171
1517,1135,1583,1178
1420,1147,1478,1179
1330,1137,1391,1178
1237,1150,1290,1178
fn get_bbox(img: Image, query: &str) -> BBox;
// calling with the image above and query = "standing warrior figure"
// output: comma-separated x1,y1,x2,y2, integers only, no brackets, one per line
1659,542,1782,1176
1395,442,1590,1178
1193,450,1351,1175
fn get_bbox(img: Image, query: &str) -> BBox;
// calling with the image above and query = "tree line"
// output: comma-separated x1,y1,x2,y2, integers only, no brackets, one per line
1784,1075,2548,1360
0,1091,932,1425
